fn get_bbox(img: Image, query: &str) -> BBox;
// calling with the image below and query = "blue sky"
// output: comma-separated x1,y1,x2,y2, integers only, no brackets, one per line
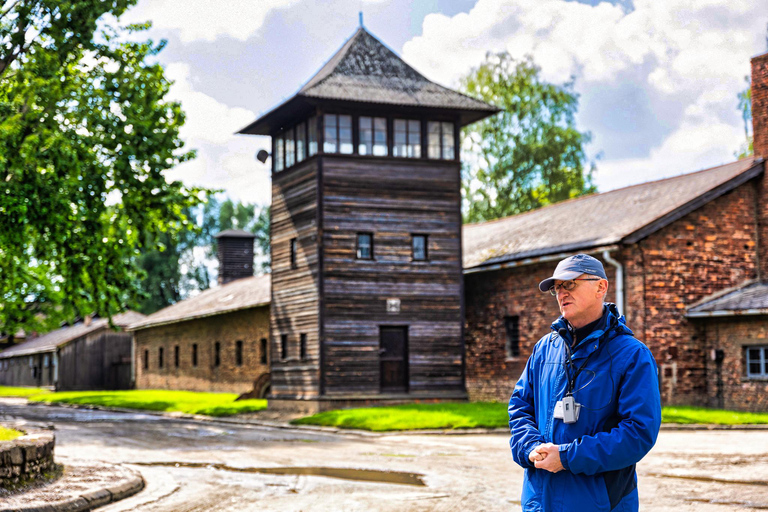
120,0,768,207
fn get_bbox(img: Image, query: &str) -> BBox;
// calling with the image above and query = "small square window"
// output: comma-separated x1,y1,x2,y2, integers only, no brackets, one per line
290,238,298,269
260,338,268,364
357,233,373,259
504,316,520,359
280,334,288,361
412,234,428,261
745,345,768,378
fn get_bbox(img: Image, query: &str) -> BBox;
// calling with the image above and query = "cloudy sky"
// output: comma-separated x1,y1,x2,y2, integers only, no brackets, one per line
120,0,767,208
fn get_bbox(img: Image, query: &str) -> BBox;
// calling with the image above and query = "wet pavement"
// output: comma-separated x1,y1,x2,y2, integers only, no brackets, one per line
1,397,767,511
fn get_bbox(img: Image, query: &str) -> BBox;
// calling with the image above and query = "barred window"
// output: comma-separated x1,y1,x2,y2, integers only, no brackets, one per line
504,316,520,358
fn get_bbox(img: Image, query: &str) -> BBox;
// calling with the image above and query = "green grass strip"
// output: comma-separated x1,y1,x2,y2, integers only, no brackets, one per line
28,390,267,417
0,426,23,441
661,406,768,425
0,386,51,398
292,403,768,431
291,402,508,431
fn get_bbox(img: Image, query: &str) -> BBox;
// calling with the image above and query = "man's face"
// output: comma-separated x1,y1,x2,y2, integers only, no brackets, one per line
554,273,605,326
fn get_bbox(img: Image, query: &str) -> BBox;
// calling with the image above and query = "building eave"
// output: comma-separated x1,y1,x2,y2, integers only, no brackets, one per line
686,309,768,318
623,159,764,244
127,300,270,332
462,243,620,275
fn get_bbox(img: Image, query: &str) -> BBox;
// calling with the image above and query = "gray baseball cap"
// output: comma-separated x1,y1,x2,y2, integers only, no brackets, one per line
538,254,608,292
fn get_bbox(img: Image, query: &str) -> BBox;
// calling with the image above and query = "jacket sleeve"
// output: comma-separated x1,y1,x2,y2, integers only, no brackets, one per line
508,339,546,469
558,345,661,475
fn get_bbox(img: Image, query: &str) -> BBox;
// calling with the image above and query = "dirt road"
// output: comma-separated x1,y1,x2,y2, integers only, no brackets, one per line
1,398,767,511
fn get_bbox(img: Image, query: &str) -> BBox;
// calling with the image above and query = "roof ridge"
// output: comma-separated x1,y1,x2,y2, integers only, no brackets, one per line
464,157,760,230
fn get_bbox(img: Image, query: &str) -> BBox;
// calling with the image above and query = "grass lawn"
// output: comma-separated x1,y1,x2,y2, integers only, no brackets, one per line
0,426,23,441
0,386,51,398
291,402,508,431
28,390,267,417
662,406,768,425
292,402,768,431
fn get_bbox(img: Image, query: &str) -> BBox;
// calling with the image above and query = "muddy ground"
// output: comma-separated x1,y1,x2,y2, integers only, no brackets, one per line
1,397,766,511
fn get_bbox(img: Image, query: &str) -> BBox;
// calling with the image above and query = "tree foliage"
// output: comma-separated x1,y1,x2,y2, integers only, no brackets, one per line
460,53,595,223
0,1,206,336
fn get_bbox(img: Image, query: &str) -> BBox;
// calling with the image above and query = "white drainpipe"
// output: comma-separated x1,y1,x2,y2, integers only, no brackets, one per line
602,250,624,315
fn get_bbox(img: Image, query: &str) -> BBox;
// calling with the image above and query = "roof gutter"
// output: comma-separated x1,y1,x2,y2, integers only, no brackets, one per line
686,308,768,318
602,249,624,315
463,245,619,275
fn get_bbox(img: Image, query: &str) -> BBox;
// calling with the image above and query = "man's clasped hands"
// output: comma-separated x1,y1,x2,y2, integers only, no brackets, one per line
529,443,565,473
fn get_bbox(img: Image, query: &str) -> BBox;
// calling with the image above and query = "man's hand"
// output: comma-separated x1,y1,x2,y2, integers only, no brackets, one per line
532,443,564,473
528,444,546,463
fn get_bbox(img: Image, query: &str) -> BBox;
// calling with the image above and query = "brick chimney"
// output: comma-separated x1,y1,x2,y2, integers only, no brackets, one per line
215,229,256,285
753,52,768,158
752,52,768,279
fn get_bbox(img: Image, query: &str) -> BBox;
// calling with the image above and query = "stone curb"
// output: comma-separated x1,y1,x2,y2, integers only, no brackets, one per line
22,400,768,436
0,475,144,512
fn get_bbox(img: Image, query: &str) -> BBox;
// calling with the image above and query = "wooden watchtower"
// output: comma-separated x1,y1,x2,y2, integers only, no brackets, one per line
239,27,498,411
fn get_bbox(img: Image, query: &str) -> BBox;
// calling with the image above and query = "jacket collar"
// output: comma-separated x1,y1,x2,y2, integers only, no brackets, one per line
551,303,632,354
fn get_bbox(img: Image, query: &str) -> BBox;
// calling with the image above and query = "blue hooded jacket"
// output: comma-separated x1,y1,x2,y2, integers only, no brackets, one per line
508,303,661,512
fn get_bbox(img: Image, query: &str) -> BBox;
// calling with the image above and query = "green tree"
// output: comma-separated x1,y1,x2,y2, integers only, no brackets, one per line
460,53,595,223
0,1,206,336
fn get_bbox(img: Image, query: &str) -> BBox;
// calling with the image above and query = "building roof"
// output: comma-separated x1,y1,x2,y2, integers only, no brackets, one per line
215,229,255,239
238,27,499,135
687,281,768,318
0,311,145,359
128,274,271,331
462,157,765,271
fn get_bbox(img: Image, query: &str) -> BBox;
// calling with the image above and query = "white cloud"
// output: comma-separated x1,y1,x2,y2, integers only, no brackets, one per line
401,0,767,191
596,118,744,191
164,63,255,145
160,62,271,205
124,0,386,43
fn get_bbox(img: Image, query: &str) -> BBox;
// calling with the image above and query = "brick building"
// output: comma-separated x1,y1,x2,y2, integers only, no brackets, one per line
130,231,272,396
461,52,768,411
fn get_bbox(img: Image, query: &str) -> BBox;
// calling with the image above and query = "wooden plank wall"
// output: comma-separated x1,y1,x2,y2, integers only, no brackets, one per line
270,159,321,398
58,331,133,390
321,156,464,394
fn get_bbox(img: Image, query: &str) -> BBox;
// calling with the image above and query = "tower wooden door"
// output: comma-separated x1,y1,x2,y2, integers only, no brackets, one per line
380,326,408,392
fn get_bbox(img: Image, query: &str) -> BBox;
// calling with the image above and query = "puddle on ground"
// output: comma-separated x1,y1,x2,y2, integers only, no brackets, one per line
648,473,768,487
130,461,425,486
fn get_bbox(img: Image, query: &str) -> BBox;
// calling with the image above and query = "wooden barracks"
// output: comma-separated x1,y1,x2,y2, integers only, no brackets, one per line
238,27,498,410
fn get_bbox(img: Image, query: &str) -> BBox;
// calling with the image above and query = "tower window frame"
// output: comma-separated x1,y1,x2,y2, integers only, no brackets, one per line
393,119,421,158
323,114,353,154
427,121,456,160
356,232,374,260
412,234,428,261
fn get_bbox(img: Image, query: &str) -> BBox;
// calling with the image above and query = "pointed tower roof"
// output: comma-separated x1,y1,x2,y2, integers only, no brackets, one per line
239,27,499,135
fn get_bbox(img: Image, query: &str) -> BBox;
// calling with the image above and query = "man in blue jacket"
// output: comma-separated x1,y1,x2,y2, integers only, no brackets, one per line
508,254,661,512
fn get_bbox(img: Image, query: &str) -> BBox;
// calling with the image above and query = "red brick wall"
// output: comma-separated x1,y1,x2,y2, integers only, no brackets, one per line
135,306,270,394
464,259,616,402
699,317,768,412
633,183,758,405
464,180,760,405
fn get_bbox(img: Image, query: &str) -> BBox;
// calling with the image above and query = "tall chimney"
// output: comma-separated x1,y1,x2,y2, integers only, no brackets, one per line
215,230,256,285
753,52,768,158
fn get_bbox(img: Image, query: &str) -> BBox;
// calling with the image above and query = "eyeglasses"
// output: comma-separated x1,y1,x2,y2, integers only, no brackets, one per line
549,278,601,296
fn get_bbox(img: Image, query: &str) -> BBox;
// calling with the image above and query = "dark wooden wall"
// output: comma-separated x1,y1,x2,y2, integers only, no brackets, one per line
0,353,54,388
58,332,132,390
270,158,321,398
320,156,464,394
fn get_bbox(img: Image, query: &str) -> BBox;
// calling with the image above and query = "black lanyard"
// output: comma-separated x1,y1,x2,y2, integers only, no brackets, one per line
562,318,616,397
